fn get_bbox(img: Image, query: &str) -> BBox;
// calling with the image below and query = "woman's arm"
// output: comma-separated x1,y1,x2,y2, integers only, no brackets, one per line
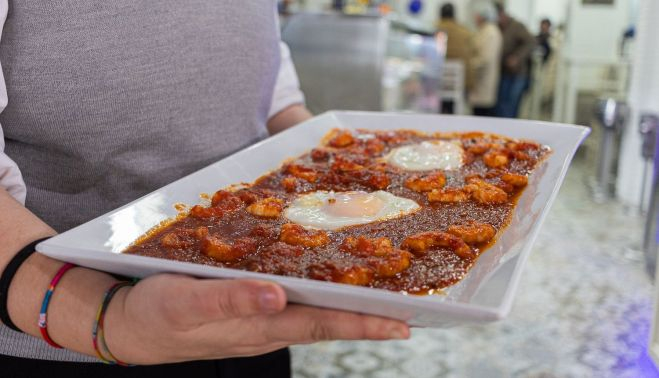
0,188,112,357
0,189,409,364
266,41,312,134
267,103,313,134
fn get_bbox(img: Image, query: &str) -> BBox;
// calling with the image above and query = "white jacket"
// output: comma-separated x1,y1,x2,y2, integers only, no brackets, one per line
469,22,503,107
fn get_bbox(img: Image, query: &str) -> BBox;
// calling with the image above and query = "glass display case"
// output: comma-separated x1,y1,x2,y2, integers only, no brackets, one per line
382,26,446,113
281,12,445,114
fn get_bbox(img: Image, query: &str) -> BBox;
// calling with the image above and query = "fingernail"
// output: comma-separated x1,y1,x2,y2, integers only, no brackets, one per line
258,287,281,313
389,326,408,340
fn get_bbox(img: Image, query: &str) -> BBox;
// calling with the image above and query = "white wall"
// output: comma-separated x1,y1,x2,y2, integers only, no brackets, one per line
532,0,568,30
564,0,629,61
511,0,628,61
617,0,657,209
506,0,532,26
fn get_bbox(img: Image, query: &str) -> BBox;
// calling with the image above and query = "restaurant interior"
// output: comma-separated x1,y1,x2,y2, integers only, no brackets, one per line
278,0,659,377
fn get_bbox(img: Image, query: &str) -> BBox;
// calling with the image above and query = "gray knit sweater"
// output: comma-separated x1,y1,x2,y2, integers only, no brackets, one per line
0,0,279,361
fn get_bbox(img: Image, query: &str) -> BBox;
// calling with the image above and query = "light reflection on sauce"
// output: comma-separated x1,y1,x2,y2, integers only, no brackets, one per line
174,203,189,213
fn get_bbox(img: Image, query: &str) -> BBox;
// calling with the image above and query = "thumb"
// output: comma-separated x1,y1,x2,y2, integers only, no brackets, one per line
164,277,287,326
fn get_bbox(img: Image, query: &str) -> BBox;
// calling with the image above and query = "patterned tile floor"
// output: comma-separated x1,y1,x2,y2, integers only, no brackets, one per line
291,156,659,378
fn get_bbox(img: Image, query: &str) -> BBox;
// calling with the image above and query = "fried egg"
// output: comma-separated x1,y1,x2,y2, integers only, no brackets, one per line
385,140,464,171
284,191,420,230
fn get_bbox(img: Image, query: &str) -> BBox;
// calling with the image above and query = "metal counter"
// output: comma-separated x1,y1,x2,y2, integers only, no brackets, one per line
282,13,445,114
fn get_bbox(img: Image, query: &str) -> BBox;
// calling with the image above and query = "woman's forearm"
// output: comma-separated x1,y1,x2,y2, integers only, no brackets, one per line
266,103,313,135
0,189,117,357
13,255,120,356
0,189,409,365
0,189,54,273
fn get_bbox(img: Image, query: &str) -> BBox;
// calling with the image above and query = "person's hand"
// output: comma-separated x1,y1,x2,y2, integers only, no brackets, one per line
506,55,520,70
104,274,410,365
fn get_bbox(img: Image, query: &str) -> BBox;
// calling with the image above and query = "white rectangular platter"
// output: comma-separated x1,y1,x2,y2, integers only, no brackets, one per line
37,111,590,327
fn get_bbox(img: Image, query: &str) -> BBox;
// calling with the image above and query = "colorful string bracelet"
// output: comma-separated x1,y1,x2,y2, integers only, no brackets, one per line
92,279,138,366
38,262,77,348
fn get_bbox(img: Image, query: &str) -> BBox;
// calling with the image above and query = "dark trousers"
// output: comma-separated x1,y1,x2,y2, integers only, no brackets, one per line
1,348,290,378
440,100,455,114
495,74,528,118
473,106,495,117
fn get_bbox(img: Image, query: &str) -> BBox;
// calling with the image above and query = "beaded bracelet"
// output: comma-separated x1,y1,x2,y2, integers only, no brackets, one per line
92,280,138,366
38,263,77,348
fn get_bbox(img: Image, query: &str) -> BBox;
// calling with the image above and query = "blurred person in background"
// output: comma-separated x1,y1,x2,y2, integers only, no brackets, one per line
436,2,476,114
536,18,561,116
469,1,502,117
278,0,294,15
536,18,552,64
494,2,535,118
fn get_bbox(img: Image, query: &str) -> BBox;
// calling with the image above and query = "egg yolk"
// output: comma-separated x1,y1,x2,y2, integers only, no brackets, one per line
322,192,384,218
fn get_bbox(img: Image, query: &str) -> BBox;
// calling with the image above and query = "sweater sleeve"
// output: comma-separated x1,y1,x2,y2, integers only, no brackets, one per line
0,0,27,205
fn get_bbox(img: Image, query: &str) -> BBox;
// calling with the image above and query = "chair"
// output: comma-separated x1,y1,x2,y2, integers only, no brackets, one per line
439,59,465,115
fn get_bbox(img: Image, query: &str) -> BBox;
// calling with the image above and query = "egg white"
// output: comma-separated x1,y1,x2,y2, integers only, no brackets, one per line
386,140,464,171
284,191,420,230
